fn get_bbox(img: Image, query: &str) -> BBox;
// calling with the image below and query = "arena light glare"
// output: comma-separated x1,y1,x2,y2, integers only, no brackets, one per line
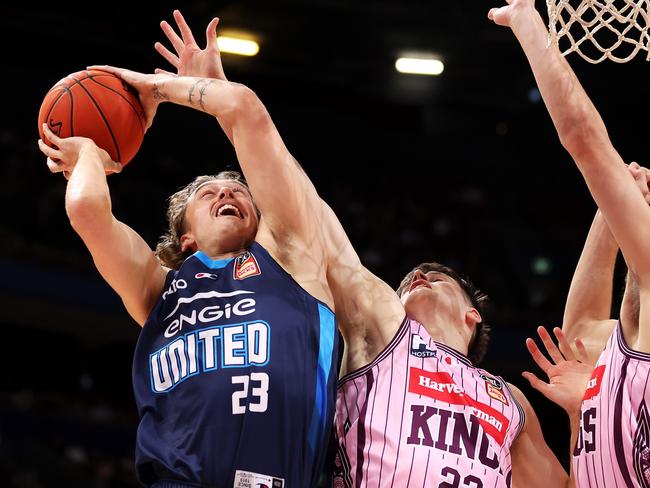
217,36,260,56
395,57,444,76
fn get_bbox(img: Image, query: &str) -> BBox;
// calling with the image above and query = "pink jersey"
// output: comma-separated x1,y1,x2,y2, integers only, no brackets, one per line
573,321,650,487
333,318,525,487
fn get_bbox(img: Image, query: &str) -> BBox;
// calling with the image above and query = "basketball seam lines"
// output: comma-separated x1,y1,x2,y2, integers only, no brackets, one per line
71,72,122,162
86,72,146,134
43,87,73,137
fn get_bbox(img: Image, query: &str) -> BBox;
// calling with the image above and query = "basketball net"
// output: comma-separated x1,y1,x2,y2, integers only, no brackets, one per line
547,0,650,62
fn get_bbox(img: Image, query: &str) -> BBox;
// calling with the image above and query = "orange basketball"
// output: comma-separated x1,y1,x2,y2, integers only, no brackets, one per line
37,69,146,166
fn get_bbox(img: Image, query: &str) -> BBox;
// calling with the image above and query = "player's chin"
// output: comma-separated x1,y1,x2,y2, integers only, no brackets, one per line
403,289,433,312
218,221,256,244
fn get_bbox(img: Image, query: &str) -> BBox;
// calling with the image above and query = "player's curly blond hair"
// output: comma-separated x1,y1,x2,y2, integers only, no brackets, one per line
155,171,257,269
396,262,491,365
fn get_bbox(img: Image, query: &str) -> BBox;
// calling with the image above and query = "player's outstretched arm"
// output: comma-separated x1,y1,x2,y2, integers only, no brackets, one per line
489,1,650,351
38,124,167,326
561,210,618,363
561,162,650,361
87,66,405,351
508,381,570,488
87,68,327,272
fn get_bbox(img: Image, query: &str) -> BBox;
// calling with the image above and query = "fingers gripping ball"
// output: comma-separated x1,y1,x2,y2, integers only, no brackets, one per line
37,69,146,166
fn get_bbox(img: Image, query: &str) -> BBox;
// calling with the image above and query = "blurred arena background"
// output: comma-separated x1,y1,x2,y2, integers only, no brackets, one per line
1,0,646,486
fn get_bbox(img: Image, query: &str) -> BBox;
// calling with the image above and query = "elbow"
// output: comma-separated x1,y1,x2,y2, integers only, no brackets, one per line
65,191,111,235
227,84,269,127
556,113,610,166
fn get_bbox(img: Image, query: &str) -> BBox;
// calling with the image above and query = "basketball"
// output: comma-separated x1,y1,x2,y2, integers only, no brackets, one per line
37,69,146,166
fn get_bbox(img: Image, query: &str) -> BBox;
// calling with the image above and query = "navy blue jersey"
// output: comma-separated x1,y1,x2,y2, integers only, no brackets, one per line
132,242,339,487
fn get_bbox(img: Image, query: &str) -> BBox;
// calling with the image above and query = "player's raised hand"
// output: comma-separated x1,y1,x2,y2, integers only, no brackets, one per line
155,9,226,81
522,326,593,415
488,0,535,27
38,124,121,179
86,66,173,130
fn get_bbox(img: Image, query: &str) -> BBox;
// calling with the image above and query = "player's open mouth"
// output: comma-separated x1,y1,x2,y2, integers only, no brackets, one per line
214,203,243,219
409,279,431,292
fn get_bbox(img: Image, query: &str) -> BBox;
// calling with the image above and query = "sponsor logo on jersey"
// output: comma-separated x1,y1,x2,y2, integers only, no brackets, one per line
234,251,261,280
163,290,257,338
408,367,510,445
583,364,606,400
410,333,437,358
480,373,509,405
195,272,218,280
408,369,466,403
162,278,187,300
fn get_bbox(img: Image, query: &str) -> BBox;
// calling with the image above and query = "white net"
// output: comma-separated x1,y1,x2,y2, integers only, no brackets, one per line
547,0,650,63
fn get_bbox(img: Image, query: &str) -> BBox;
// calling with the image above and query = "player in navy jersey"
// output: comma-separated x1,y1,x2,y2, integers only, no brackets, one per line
489,0,650,485
37,9,347,486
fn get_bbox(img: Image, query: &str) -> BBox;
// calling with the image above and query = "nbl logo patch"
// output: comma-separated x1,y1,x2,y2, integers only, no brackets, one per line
234,251,261,280
480,373,509,405
410,333,437,358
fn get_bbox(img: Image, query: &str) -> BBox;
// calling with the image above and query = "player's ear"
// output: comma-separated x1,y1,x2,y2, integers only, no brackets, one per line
180,232,197,253
465,308,482,329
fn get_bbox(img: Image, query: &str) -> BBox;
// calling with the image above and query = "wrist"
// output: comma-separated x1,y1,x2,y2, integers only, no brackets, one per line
152,80,170,104
78,142,100,159
78,143,110,166
566,405,583,419
510,4,546,37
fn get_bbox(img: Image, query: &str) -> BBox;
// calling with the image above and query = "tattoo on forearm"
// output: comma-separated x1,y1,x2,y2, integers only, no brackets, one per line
198,80,215,111
188,79,217,112
153,84,168,101
188,81,197,105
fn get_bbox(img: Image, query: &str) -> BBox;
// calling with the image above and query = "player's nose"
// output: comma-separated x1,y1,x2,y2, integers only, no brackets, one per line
413,269,426,282
218,187,234,199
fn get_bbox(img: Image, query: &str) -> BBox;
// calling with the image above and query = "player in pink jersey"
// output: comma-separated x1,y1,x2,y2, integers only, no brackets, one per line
514,164,650,488
333,262,569,487
489,0,650,485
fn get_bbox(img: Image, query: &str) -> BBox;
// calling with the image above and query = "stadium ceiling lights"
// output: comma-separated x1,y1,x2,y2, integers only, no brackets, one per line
395,57,444,76
217,36,260,56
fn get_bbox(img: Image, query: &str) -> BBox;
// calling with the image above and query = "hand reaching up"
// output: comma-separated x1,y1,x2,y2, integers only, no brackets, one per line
488,0,536,28
522,326,593,416
155,9,227,81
